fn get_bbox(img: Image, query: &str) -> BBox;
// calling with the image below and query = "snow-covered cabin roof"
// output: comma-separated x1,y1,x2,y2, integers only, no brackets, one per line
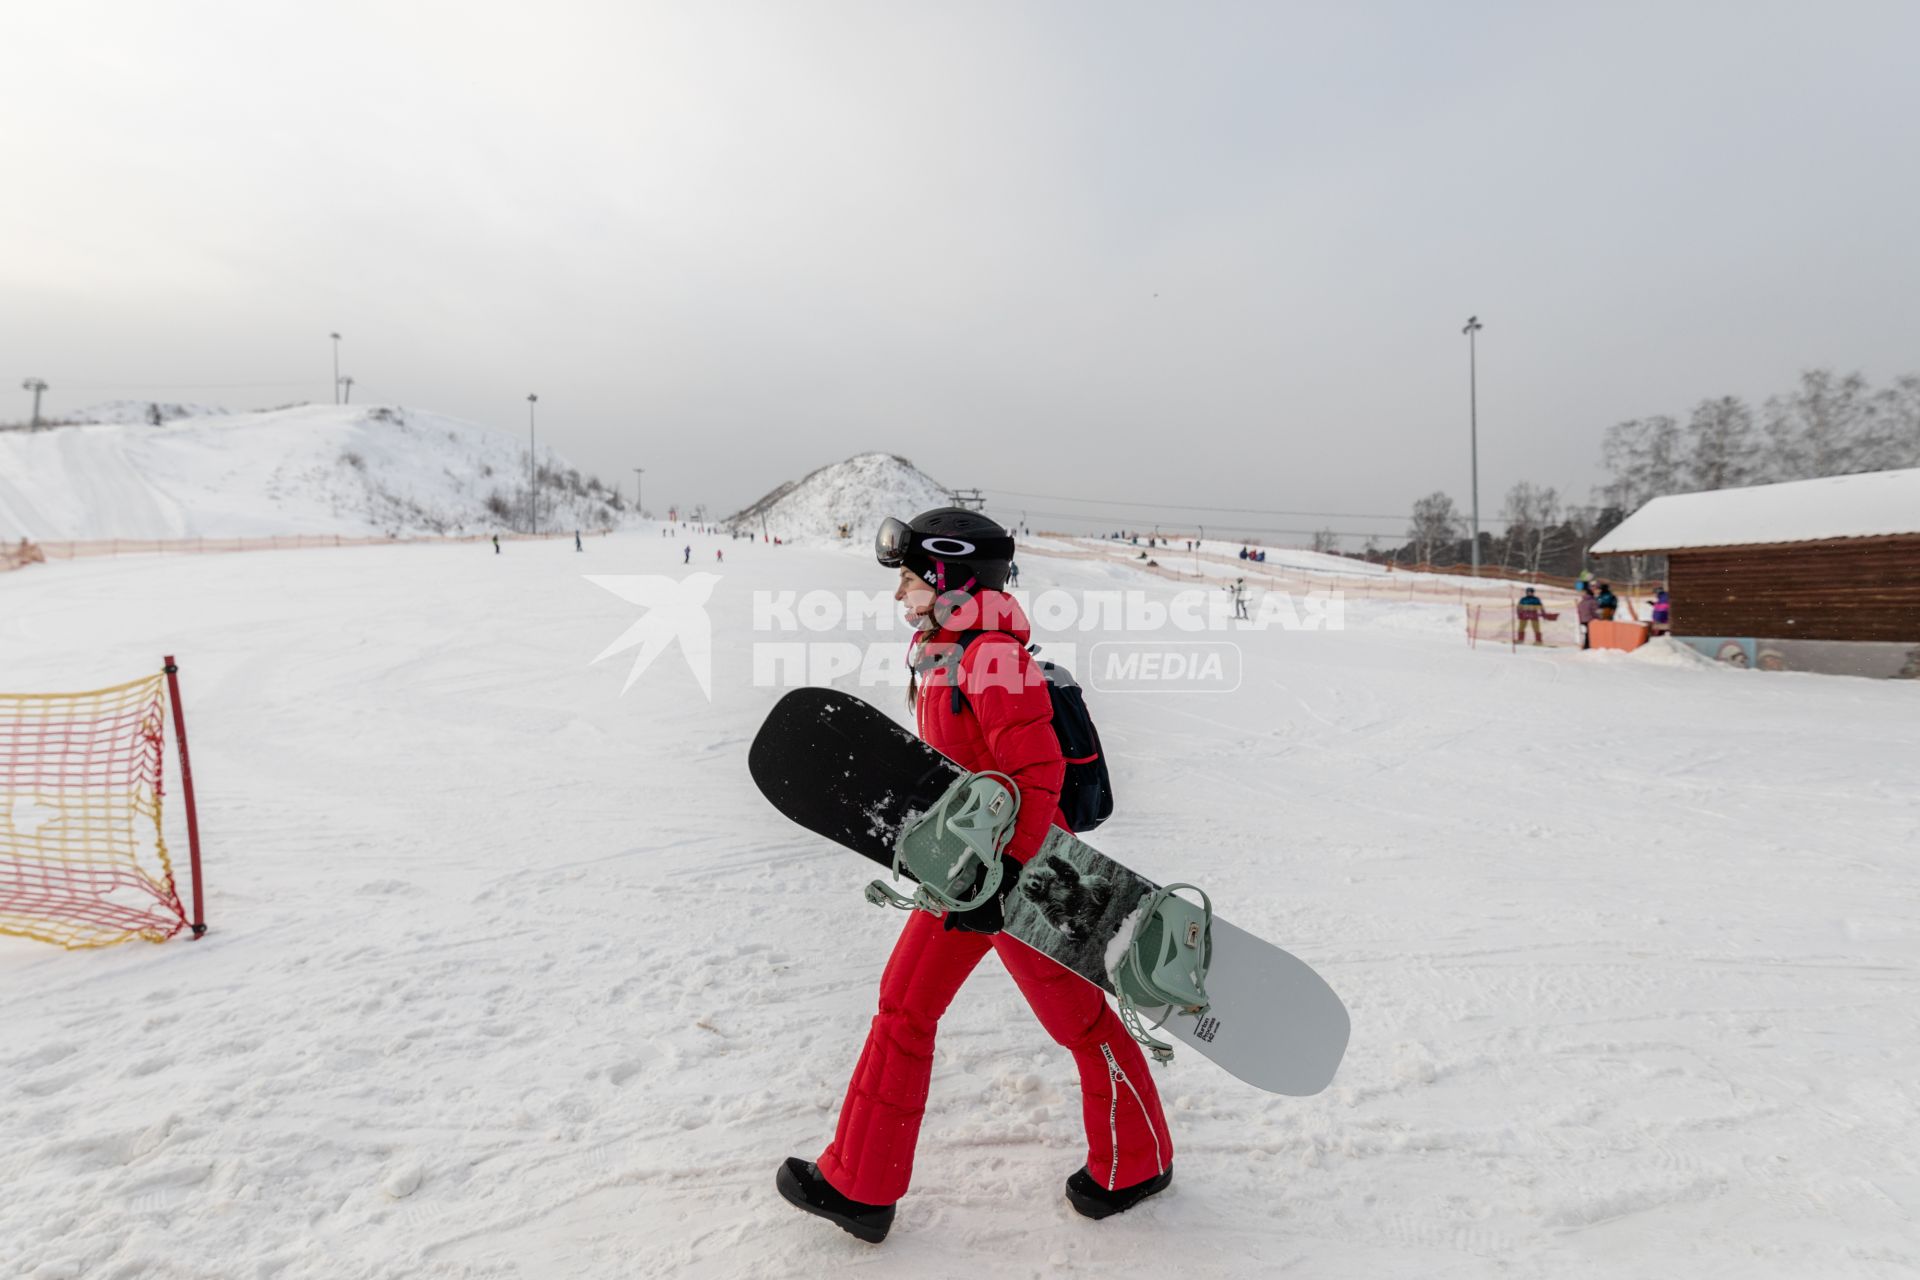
1591,467,1920,554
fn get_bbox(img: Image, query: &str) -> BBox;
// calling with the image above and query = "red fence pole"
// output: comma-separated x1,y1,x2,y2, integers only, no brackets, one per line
161,655,208,938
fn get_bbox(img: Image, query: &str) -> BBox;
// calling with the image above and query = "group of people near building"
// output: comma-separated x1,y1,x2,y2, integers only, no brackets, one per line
1518,577,1671,649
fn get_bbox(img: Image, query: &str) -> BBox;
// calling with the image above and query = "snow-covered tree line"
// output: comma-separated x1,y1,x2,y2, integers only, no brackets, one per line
1382,367,1919,578
1394,488,1616,579
1599,368,1920,510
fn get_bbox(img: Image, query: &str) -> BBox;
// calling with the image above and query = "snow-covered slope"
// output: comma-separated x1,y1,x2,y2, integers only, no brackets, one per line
0,404,630,539
726,451,952,543
2,535,1917,1278
50,401,234,426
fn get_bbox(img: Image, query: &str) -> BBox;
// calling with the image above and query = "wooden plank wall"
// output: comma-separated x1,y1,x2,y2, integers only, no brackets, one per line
1670,536,1920,642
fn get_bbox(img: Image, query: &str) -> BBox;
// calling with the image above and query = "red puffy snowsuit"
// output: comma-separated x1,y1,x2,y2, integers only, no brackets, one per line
815,590,1173,1205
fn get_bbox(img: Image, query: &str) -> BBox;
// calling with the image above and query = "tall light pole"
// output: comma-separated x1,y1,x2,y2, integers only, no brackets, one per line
527,393,539,535
1462,315,1484,576
330,333,341,404
633,467,644,519
22,378,48,428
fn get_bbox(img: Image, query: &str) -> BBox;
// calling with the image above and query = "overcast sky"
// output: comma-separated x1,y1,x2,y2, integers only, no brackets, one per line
6,1,1917,542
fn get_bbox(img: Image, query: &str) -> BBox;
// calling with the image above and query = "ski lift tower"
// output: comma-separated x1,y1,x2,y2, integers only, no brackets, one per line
949,487,986,512
22,378,48,428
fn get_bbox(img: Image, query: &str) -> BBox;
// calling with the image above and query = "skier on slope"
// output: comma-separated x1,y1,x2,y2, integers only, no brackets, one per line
777,508,1174,1243
1515,588,1546,645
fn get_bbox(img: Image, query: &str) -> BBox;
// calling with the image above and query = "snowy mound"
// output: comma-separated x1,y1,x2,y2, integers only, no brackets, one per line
726,452,951,543
0,403,631,540
1631,636,1730,671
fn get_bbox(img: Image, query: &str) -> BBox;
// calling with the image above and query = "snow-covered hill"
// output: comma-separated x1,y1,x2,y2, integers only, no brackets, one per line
726,452,952,543
0,404,631,539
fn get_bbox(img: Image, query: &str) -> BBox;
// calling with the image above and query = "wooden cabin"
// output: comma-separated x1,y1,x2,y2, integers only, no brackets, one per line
1590,468,1920,678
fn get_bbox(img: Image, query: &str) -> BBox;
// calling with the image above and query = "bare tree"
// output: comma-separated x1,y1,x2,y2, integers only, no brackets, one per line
1762,368,1880,480
1500,481,1563,576
1408,492,1463,565
1600,415,1684,510
1310,527,1340,555
1565,502,1629,576
1869,373,1920,471
1684,396,1756,490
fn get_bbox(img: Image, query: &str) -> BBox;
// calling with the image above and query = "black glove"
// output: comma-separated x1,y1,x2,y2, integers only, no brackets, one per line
943,858,1022,935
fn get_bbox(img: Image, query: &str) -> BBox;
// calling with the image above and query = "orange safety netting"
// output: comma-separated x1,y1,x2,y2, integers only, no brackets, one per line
0,673,189,948
1466,596,1583,650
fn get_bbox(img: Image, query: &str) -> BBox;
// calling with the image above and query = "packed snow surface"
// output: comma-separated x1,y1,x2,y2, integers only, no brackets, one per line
725,452,951,544
1591,466,1920,552
0,403,628,540
2,531,1917,1278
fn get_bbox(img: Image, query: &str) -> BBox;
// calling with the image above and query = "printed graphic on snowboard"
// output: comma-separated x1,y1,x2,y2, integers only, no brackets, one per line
1004,839,1136,982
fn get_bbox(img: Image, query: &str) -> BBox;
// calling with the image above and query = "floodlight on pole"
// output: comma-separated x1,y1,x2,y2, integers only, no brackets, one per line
22,377,48,428
527,394,539,535
330,333,341,404
1462,315,1484,576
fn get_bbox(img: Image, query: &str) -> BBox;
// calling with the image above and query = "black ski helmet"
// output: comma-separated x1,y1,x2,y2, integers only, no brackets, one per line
876,507,1015,593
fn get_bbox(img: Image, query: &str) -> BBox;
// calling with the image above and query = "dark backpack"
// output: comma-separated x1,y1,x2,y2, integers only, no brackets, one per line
946,631,1114,832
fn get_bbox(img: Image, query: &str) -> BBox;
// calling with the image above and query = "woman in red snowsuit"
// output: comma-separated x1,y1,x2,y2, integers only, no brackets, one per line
777,509,1174,1243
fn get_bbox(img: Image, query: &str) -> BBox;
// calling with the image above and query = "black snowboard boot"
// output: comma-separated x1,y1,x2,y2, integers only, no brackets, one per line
776,1157,896,1243
1064,1165,1173,1219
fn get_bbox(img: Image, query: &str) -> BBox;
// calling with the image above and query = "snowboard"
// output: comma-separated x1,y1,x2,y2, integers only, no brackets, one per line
747,686,1350,1096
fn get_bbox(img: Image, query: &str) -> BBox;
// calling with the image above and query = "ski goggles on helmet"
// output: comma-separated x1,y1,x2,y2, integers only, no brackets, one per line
875,516,915,568
875,516,1016,570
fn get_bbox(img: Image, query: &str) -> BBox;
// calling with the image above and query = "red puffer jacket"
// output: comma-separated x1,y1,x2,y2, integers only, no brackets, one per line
909,590,1067,864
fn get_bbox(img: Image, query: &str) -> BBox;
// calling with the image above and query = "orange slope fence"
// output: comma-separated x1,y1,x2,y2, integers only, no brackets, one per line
1466,595,1583,650
4,529,598,573
1027,536,1611,612
0,658,207,949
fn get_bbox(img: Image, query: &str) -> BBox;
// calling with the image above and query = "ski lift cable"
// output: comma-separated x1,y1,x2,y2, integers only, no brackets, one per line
1009,508,1411,540
982,486,1514,526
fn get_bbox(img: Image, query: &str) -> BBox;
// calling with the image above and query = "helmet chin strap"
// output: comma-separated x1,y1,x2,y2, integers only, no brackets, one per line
931,579,979,630
915,559,982,629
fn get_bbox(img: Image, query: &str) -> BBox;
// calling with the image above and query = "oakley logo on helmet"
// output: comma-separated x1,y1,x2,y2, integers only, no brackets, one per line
920,537,977,557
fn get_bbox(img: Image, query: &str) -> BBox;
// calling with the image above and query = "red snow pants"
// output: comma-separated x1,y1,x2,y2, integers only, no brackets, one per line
816,908,1174,1205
